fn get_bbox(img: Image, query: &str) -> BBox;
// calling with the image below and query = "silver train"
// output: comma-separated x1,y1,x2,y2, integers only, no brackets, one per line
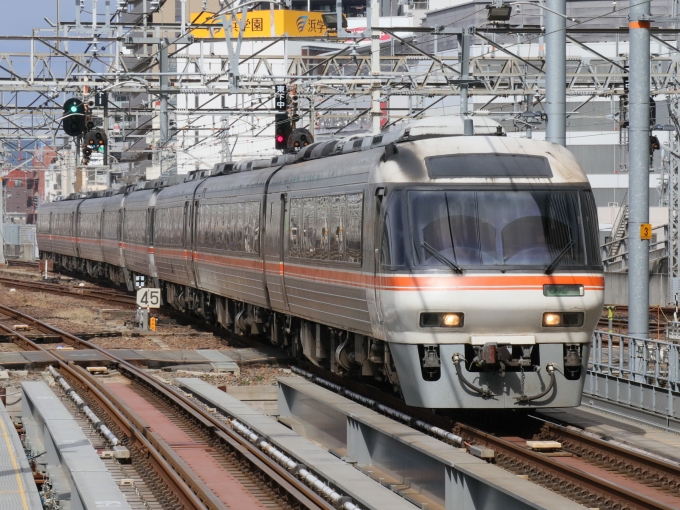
37,117,604,409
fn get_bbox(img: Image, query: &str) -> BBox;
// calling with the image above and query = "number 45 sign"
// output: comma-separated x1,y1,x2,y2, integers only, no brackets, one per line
136,288,161,308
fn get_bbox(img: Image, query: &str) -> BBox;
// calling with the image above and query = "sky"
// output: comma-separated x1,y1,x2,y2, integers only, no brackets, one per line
0,0,58,38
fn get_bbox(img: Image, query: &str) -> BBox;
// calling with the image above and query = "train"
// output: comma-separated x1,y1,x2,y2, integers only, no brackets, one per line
37,116,604,409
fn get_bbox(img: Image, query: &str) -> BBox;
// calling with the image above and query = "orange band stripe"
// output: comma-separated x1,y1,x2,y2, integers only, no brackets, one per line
629,21,650,28
41,237,605,292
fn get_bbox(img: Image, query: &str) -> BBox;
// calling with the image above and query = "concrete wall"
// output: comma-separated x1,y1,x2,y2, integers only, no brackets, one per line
604,273,668,306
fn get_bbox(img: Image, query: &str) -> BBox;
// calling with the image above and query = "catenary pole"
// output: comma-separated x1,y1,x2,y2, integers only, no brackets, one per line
628,0,651,372
545,0,566,146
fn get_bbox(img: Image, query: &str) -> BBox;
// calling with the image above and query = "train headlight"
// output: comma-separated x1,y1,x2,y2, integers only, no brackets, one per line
442,313,462,327
543,312,584,327
543,312,562,326
420,312,464,328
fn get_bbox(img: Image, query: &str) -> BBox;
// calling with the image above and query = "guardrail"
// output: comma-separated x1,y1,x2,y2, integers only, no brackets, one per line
586,330,680,428
600,224,668,272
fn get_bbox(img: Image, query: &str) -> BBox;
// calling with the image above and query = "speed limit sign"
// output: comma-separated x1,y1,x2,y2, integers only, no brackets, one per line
136,288,161,308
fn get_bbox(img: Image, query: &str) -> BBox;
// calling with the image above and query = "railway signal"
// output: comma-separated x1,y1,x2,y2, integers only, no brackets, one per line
288,128,313,151
275,113,292,151
650,135,660,157
62,98,86,137
82,128,108,165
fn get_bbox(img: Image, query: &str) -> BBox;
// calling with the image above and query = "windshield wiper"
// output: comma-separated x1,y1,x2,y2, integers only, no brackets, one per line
545,240,575,275
421,242,463,274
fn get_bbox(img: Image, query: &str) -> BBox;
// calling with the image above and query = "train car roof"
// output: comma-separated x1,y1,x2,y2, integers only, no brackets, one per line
38,116,589,211
123,187,155,207
78,196,108,213
196,165,278,200
377,136,589,185
154,177,205,205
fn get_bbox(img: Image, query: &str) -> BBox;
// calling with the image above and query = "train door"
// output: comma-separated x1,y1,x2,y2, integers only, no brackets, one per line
70,210,77,257
191,199,200,287
373,188,385,326
182,199,198,288
278,194,290,310
74,207,81,258
182,200,193,286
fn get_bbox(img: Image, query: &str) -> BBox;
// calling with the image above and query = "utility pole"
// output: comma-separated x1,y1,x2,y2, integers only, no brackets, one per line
628,0,651,360
545,0,566,146
458,28,472,135
370,0,381,135
0,141,5,265
159,37,169,175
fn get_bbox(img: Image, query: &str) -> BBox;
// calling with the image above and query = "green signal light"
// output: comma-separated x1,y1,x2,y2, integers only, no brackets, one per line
70,105,78,113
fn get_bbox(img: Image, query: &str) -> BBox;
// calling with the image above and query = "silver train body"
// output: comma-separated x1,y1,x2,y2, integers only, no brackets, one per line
37,118,604,409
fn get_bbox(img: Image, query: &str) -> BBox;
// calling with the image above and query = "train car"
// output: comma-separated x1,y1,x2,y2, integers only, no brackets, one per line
120,186,153,282
75,195,106,272
153,175,205,290
100,192,127,286
37,116,604,409
40,196,83,271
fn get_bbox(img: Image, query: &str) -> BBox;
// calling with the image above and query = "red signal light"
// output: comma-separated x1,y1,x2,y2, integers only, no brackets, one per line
276,135,285,143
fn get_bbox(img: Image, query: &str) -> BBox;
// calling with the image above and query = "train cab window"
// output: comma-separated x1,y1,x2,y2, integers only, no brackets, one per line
289,192,363,264
381,191,406,269
581,191,602,267
410,190,596,270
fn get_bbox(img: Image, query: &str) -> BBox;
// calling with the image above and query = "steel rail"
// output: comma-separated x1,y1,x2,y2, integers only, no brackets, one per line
0,321,213,509
0,303,331,510
297,362,679,510
0,276,137,306
540,422,680,491
456,423,677,510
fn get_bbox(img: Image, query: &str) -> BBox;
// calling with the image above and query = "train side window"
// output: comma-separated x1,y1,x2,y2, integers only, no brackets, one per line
313,196,329,260
228,203,235,250
218,204,225,247
346,193,363,264
302,198,316,257
289,198,301,257
196,206,202,246
288,193,362,264
246,201,260,254
211,204,217,248
329,195,346,261
236,202,245,251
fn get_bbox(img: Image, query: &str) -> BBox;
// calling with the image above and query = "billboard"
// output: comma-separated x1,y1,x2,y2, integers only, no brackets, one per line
191,10,334,38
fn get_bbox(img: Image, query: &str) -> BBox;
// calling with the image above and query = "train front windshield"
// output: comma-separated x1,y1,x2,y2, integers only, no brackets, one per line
384,189,602,270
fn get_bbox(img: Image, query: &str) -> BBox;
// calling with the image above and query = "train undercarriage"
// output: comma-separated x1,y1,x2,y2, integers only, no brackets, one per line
47,253,401,391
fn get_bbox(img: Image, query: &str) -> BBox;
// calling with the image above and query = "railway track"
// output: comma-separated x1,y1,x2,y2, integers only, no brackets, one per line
0,304,334,510
294,364,680,510
0,275,137,306
6,272,680,508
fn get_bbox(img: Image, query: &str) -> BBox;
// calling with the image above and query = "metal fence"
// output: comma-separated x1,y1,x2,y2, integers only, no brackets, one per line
2,224,38,260
586,330,680,427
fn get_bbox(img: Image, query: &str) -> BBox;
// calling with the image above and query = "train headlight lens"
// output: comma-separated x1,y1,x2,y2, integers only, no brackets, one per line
442,313,462,327
543,313,562,327
543,312,585,327
420,312,464,327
